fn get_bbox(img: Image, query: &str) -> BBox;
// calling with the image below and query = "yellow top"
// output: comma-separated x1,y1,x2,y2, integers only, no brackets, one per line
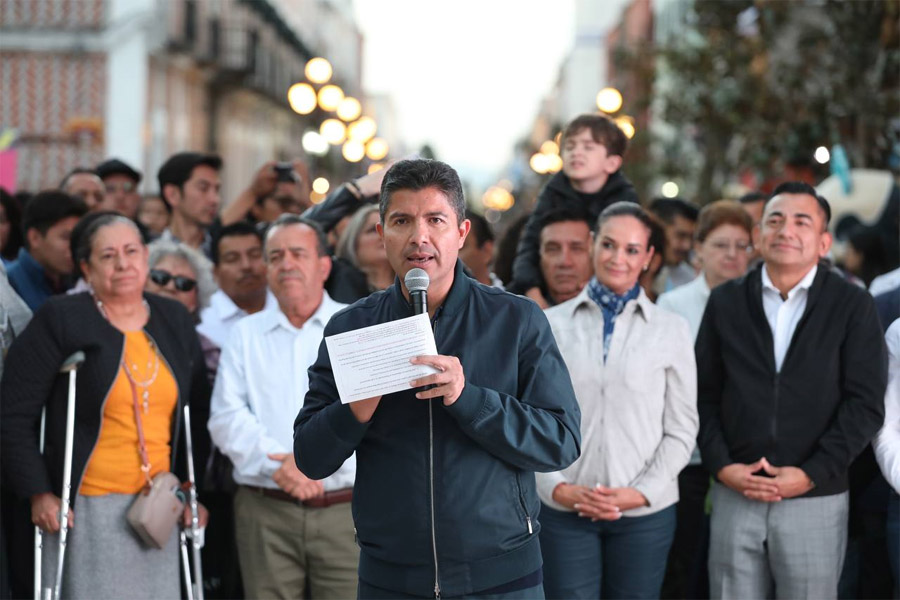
80,331,177,496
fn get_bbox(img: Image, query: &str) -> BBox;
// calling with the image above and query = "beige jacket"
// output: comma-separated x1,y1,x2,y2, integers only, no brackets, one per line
538,287,698,517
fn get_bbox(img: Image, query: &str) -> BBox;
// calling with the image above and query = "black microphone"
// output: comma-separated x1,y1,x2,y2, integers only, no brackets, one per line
404,268,430,316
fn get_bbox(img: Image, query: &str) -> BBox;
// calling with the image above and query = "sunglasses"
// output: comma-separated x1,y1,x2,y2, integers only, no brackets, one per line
149,269,197,292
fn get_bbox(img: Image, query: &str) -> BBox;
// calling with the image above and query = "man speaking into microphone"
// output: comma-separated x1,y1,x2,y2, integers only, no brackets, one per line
294,159,581,599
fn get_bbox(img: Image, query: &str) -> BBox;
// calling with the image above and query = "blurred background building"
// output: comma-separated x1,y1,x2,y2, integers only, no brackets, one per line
0,0,399,201
482,0,898,245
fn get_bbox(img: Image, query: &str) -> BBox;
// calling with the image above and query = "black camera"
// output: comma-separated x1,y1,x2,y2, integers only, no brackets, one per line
274,162,299,183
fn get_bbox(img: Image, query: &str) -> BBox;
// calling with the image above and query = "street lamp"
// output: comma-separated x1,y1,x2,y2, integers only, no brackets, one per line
661,181,679,198
342,140,365,162
529,153,550,174
305,57,333,84
366,138,389,161
337,97,362,122
288,83,317,115
318,85,344,112
348,116,377,143
302,130,329,156
614,115,635,139
320,119,347,145
312,177,330,194
482,186,515,212
596,87,623,113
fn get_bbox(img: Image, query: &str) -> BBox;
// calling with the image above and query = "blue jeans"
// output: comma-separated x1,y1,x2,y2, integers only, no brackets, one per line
540,503,676,599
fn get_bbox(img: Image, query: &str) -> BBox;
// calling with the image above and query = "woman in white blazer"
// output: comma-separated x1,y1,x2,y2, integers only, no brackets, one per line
539,202,698,599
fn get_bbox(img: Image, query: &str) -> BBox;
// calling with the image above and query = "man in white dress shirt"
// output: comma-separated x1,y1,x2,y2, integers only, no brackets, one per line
209,214,356,599
197,221,277,349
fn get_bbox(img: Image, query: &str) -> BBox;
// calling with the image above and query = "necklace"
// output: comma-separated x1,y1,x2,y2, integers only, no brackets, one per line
94,296,157,413
122,336,160,414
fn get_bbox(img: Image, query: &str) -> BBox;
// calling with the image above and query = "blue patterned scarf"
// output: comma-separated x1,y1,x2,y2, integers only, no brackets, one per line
586,277,640,362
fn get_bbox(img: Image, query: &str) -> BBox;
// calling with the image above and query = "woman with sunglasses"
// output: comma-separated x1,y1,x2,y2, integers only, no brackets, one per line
145,240,215,319
1,214,210,598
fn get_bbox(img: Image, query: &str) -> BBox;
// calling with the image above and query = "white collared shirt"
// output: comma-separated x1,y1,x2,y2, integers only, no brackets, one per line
196,288,278,349
208,292,355,490
874,319,900,492
761,264,818,372
870,266,900,297
657,273,711,341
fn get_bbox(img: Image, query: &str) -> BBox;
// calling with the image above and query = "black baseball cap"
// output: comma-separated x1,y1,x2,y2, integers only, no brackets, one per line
96,158,142,184
157,152,223,193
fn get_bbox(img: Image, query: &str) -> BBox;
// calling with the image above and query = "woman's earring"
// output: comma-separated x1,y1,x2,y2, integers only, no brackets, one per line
642,264,649,272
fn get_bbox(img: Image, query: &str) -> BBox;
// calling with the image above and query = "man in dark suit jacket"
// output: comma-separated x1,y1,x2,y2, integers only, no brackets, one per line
696,182,887,599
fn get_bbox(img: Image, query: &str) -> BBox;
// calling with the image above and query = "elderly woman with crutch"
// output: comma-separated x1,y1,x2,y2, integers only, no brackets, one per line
1,213,209,599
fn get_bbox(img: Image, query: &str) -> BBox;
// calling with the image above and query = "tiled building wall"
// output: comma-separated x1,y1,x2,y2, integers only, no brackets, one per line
0,52,107,191
0,0,104,29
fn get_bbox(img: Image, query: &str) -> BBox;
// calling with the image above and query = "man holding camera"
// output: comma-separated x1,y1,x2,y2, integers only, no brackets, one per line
220,160,312,227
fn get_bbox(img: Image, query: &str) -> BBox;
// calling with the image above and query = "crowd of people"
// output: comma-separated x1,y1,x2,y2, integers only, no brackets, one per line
0,111,897,600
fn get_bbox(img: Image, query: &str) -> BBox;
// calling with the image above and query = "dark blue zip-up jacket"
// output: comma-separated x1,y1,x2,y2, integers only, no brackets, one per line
294,260,582,597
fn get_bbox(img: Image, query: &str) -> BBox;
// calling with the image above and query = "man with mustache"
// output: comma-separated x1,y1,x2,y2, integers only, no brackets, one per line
537,208,593,306
294,159,581,599
209,214,357,599
197,221,276,350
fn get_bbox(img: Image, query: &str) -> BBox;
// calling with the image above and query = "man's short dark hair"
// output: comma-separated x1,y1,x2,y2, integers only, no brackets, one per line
157,152,223,194
768,181,832,227
96,158,142,184
21,191,89,249
648,197,700,225
738,191,768,205
536,208,592,243
561,114,628,158
59,167,99,189
211,220,264,266
465,210,495,248
264,214,329,258
380,159,465,225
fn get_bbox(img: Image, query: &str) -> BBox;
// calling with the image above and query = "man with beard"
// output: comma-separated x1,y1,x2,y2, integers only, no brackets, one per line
198,222,276,350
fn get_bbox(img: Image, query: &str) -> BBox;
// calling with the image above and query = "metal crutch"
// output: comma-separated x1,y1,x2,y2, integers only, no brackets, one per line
34,410,47,600
179,530,194,600
43,351,85,600
181,404,204,600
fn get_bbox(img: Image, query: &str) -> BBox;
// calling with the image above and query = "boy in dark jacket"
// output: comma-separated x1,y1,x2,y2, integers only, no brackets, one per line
510,114,638,304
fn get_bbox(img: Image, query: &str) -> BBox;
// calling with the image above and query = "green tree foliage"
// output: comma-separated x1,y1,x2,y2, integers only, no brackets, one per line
655,0,899,202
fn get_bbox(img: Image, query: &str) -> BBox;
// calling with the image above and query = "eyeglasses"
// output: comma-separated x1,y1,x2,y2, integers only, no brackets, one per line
105,181,137,194
149,269,197,292
708,240,753,254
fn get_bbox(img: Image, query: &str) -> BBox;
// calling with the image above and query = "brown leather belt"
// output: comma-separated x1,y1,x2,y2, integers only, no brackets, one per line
242,485,352,508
